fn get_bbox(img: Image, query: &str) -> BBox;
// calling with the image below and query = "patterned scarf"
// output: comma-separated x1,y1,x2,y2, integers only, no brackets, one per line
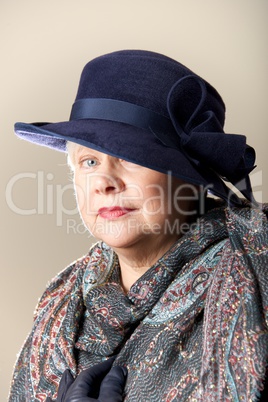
9,205,268,401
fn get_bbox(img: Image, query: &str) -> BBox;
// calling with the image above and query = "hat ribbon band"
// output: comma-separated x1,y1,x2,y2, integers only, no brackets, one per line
70,98,176,136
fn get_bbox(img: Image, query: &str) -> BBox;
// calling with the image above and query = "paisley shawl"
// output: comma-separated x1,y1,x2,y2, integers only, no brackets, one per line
9,205,268,401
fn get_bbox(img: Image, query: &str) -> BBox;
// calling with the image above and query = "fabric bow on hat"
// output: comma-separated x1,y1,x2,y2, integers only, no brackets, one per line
156,75,256,204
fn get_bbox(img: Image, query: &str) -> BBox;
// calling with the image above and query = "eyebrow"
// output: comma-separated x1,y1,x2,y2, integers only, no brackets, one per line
68,143,101,167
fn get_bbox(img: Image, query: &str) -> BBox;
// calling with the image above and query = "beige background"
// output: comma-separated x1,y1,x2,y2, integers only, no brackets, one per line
1,0,267,399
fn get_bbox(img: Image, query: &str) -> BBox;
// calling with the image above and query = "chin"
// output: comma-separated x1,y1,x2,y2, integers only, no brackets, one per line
85,218,161,250
94,234,141,250
92,227,150,251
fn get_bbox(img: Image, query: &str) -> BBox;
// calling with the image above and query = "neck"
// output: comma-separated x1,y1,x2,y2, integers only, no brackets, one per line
114,236,178,293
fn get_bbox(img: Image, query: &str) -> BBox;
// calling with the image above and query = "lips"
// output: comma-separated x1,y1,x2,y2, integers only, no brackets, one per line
98,206,135,219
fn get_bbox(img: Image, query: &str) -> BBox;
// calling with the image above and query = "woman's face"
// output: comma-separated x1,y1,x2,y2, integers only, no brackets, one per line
68,143,197,253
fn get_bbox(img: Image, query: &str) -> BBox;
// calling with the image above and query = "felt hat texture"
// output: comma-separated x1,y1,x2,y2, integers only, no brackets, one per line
14,50,256,203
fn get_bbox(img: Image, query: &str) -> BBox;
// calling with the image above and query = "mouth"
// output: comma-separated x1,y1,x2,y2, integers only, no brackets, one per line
98,206,136,219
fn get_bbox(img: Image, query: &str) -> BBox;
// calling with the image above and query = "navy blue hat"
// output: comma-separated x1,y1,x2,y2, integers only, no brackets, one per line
14,49,256,204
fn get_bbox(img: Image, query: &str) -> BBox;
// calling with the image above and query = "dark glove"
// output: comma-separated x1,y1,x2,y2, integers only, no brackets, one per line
45,357,127,402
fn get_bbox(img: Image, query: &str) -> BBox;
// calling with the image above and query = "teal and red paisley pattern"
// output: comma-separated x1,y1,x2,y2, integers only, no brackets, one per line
9,206,268,401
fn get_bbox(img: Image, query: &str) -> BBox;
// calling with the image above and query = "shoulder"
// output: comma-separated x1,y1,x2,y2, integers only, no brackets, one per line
224,203,268,256
33,240,107,319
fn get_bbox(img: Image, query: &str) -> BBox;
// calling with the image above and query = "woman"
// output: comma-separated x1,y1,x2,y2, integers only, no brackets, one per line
9,50,268,401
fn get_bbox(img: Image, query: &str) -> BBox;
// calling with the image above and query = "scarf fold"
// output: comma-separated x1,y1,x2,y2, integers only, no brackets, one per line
9,205,268,401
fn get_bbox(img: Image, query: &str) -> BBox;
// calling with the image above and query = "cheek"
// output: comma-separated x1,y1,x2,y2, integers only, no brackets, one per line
141,182,168,216
74,177,92,215
142,198,164,216
75,188,85,215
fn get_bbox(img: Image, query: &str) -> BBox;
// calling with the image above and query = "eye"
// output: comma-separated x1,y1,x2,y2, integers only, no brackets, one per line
86,159,97,167
81,158,98,168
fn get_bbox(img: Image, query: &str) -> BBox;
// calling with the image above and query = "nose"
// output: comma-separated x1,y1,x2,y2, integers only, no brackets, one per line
94,174,125,195
93,161,125,195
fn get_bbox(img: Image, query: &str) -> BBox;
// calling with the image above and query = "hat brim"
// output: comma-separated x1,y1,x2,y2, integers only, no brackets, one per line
14,119,230,198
